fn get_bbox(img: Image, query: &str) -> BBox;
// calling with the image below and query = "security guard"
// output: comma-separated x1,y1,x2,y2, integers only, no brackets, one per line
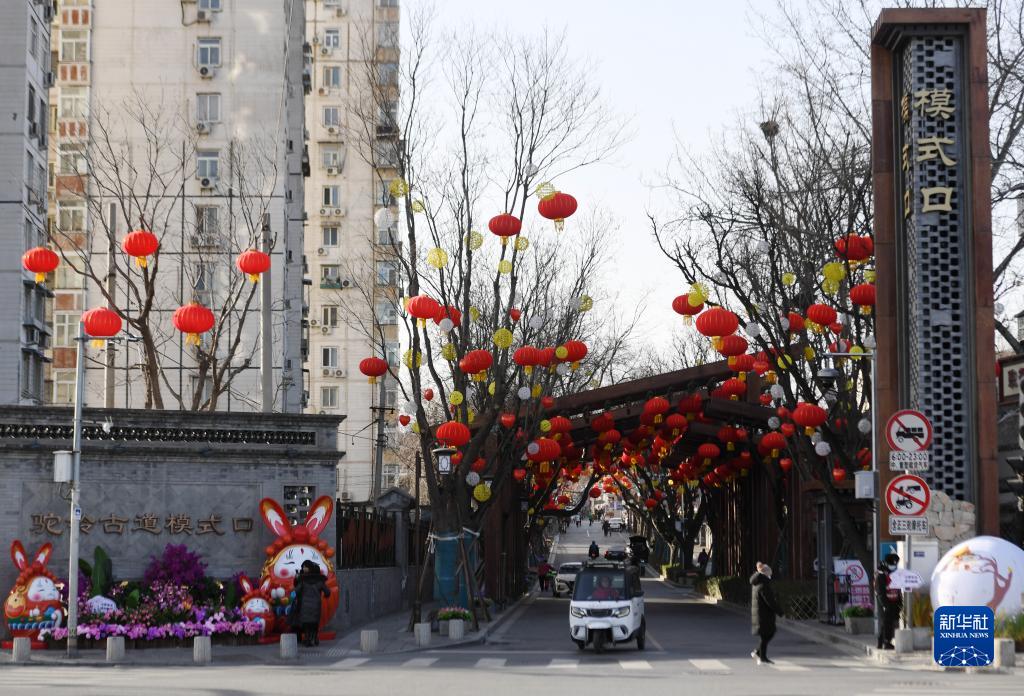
875,552,902,649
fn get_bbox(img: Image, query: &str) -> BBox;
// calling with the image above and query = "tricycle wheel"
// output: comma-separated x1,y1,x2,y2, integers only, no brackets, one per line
575,639,586,651
593,630,607,654
636,619,646,650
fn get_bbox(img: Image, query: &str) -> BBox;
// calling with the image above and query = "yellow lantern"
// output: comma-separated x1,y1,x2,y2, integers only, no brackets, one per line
864,268,877,283
426,247,448,269
578,295,593,312
540,419,552,432
493,328,513,349
403,349,422,368
531,384,542,398
412,422,421,434
850,345,865,356
473,483,491,502
781,272,796,286
555,346,569,360
441,343,457,361
514,237,529,251
498,260,513,274
688,283,708,306
777,354,794,369
535,182,556,199
467,409,476,424
822,262,846,283
411,199,425,213
388,178,409,198
469,306,480,322
450,390,464,406
466,231,484,250
487,382,496,395
804,346,816,361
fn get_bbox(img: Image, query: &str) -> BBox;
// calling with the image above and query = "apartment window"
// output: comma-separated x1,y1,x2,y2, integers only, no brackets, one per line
385,386,397,408
28,87,37,130
324,29,340,49
48,162,55,188
59,143,86,175
376,261,399,286
385,341,400,367
321,264,340,282
378,100,398,132
322,185,339,207
379,0,399,7
321,346,339,368
55,257,86,289
322,226,339,246
196,93,221,122
36,163,46,203
197,150,219,179
197,38,222,67
377,62,398,86
378,223,398,245
322,305,339,327
61,30,89,62
382,463,400,488
320,386,339,409
375,300,398,325
54,313,81,348
322,66,341,88
53,370,76,405
59,87,88,119
198,0,222,10
377,21,398,48
57,203,86,232
321,146,343,169
322,106,340,127
30,19,39,61
376,180,397,207
194,263,214,293
374,140,398,167
196,205,219,242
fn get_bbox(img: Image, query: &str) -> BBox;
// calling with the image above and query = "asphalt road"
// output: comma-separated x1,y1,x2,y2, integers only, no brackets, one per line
2,525,1022,695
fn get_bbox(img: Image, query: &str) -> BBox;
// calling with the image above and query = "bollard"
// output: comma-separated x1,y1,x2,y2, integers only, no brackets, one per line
193,635,212,665
106,636,125,663
280,633,298,659
12,637,31,663
448,619,465,640
414,621,431,647
994,638,1016,669
360,629,379,653
894,628,914,654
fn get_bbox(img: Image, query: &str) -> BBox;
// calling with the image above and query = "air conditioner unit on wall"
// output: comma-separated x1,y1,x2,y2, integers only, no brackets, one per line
196,122,211,134
199,176,216,189
320,326,330,334
322,368,331,377
340,491,352,502
327,126,337,134
309,319,319,327
198,65,216,79
197,9,210,22
320,47,330,56
334,368,345,377
317,247,326,255
326,166,338,176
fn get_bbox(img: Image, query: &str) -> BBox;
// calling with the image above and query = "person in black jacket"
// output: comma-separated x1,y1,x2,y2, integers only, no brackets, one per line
750,562,782,665
876,553,902,650
293,560,331,647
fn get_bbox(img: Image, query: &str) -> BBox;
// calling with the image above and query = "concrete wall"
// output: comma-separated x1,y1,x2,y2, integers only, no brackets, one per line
333,565,416,634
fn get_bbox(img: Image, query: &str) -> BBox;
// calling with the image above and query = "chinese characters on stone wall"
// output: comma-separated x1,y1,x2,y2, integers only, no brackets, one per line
29,512,254,537
902,88,956,216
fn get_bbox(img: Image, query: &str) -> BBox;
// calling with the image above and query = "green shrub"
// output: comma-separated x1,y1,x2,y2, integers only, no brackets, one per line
911,591,932,628
995,612,1024,650
842,605,873,619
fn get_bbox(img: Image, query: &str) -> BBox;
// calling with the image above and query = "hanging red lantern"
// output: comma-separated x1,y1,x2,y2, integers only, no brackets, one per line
716,335,749,366
787,312,806,333
677,394,704,419
436,421,470,447
717,426,738,451
537,191,578,231
359,357,388,384
423,388,434,401
759,393,772,406
434,305,462,327
513,468,527,482
459,348,493,381
513,345,541,374
500,413,516,429
849,283,876,315
792,402,828,435
21,246,60,283
527,438,561,462
664,413,688,438
470,457,487,473
697,443,720,466
172,303,215,345
407,294,441,328
780,422,796,438
547,416,572,435
779,457,793,473
537,347,556,369
835,233,873,262
121,229,159,267
597,429,621,450
806,303,837,328
591,412,615,432
761,432,786,458
731,353,756,374
695,307,739,341
721,378,747,401
643,396,670,423
235,249,271,283
644,497,657,510
398,414,411,426
672,293,704,324
589,486,602,499
562,340,588,369
82,306,122,348
541,396,555,409
488,213,522,245
832,465,847,483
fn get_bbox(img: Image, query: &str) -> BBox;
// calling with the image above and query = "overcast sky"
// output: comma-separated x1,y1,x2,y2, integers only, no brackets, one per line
423,0,775,345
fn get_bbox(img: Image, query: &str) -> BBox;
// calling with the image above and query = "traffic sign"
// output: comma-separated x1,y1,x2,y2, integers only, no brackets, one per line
889,451,930,472
889,516,929,536
885,473,931,516
886,410,932,452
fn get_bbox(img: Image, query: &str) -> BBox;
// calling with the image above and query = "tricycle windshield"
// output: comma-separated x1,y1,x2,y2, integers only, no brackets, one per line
572,570,627,601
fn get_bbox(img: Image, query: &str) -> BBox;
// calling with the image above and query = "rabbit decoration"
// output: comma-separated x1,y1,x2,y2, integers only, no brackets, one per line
237,574,275,631
258,496,339,631
4,541,64,641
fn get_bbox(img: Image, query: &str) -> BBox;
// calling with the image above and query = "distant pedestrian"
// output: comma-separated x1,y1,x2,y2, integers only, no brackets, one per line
750,562,782,665
697,548,709,574
293,560,330,647
876,553,902,650
602,520,610,537
538,559,552,591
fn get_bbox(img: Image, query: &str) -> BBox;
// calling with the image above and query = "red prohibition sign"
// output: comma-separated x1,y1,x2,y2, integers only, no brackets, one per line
885,410,933,452
885,474,931,516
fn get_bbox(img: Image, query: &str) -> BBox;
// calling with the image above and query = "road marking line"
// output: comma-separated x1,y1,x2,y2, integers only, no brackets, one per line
851,667,885,672
690,658,730,672
335,657,370,668
402,657,438,668
829,660,865,667
548,658,579,669
619,659,652,670
474,657,507,669
645,630,666,652
769,660,809,672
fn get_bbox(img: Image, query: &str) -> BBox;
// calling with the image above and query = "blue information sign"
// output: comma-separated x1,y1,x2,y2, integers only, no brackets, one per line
933,606,994,667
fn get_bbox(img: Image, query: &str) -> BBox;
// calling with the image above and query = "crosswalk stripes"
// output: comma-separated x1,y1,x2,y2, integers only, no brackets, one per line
618,659,653,670
547,658,579,669
474,657,507,669
689,658,730,672
401,657,438,668
335,657,370,668
768,660,810,672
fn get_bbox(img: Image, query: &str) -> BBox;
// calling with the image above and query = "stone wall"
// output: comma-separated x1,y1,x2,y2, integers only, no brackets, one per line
924,490,977,554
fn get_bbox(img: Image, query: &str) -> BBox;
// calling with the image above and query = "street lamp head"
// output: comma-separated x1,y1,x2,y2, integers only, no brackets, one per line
432,446,456,475
817,367,842,385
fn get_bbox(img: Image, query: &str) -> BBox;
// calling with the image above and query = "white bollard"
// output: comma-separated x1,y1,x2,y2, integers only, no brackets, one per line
106,636,125,663
193,635,212,665
279,633,298,659
360,629,379,653
414,622,432,647
994,638,1016,669
448,619,465,640
894,628,914,654
12,637,31,663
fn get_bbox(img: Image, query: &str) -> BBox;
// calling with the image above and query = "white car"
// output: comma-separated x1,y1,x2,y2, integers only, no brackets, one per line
606,517,625,531
568,563,646,652
553,562,582,597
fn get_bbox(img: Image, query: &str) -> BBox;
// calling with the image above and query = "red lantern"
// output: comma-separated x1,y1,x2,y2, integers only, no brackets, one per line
459,348,493,381
235,249,271,283
172,303,215,345
780,422,796,438
835,233,873,262
664,413,688,438
528,438,561,462
513,345,541,374
359,357,388,384
850,283,876,315
547,416,572,435
695,307,739,340
471,457,487,473
398,414,411,426
644,497,657,510
537,191,578,231
562,340,588,369
423,388,434,401
832,465,847,483
721,378,747,401
792,402,828,435
541,396,555,409
509,308,521,322
671,293,703,324
434,305,462,327
591,412,615,433
436,421,470,447
697,443,720,465
488,213,522,245
717,335,748,365
717,426,738,451
537,347,556,368
121,229,159,267
731,353,756,374
678,394,703,419
407,295,441,327
82,306,122,348
643,396,670,423
21,247,59,283
806,303,837,328
589,486,602,499
761,432,786,458
787,312,806,333
779,457,793,473
513,468,527,482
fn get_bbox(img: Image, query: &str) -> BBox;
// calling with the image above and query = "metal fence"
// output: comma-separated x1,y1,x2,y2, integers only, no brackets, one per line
335,506,429,569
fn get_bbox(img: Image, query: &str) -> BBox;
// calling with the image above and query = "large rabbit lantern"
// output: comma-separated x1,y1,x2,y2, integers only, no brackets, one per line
4,541,64,642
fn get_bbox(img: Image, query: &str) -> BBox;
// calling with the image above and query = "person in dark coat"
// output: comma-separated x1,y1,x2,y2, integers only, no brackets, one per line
750,562,782,665
293,560,330,647
876,553,902,650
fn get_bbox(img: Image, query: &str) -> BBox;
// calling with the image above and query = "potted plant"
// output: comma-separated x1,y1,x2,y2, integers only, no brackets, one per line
910,591,933,649
437,606,472,635
842,605,874,634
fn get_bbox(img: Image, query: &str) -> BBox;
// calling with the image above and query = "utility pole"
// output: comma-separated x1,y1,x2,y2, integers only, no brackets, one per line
371,376,387,500
104,203,116,408
259,213,273,412
66,322,86,656
411,451,422,620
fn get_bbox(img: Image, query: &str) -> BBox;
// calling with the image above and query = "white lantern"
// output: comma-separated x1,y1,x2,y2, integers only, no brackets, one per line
528,315,544,330
769,384,785,399
438,317,454,333
814,441,832,456
756,240,771,253
525,162,539,177
374,207,394,229
863,334,877,349
556,363,570,376
767,416,781,430
517,386,531,400
527,441,540,456
466,471,481,486
995,302,1005,315
811,431,823,444
857,418,871,434
780,318,790,331
746,322,761,338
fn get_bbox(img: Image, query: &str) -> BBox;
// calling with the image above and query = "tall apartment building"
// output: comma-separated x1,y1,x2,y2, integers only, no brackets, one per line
45,0,305,412
1,0,54,405
304,0,400,502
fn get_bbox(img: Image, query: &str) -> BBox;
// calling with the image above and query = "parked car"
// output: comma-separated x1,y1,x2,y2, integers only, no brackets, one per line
569,562,646,652
553,561,583,597
627,536,650,567
604,546,627,562
606,517,625,531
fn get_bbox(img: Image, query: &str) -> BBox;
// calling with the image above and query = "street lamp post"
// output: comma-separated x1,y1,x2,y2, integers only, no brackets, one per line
65,321,87,657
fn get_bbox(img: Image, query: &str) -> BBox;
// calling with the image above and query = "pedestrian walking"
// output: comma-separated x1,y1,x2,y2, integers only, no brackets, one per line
602,520,610,537
293,560,331,647
697,548,709,574
750,562,781,665
876,553,902,650
538,559,552,591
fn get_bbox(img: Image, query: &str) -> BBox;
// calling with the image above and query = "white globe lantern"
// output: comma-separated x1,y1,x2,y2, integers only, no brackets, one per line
465,471,481,486
517,386,531,400
769,384,785,399
438,317,454,333
857,418,871,434
374,207,394,229
528,315,544,330
814,441,832,456
746,322,761,338
767,416,781,430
